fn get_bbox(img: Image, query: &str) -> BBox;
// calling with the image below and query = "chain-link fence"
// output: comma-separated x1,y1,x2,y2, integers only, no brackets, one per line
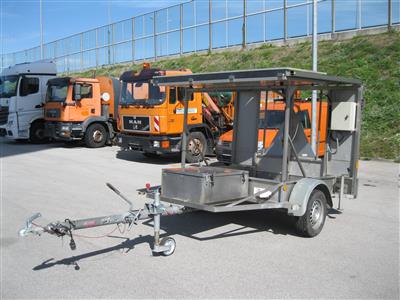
1,0,399,73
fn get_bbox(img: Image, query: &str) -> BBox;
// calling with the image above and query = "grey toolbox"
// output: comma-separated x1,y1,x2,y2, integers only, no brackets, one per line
162,167,249,204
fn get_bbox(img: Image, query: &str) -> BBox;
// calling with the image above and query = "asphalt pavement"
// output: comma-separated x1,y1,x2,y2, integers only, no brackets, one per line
0,139,399,298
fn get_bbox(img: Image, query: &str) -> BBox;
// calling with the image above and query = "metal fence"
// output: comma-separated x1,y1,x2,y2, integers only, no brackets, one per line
1,0,399,73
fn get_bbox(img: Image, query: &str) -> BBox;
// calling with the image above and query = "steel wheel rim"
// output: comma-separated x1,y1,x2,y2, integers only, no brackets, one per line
92,130,103,143
188,138,202,156
163,239,175,256
310,198,323,229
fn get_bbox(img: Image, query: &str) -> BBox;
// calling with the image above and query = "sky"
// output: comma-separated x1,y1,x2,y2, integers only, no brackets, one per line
0,0,184,54
1,0,398,58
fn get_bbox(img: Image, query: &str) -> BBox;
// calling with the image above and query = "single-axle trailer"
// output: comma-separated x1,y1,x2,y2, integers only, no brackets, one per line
19,68,363,256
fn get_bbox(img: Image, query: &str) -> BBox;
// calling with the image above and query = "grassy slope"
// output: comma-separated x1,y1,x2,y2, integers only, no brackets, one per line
74,31,400,160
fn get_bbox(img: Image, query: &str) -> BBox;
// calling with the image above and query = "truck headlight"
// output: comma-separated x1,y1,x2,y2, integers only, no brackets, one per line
61,125,70,131
153,141,160,148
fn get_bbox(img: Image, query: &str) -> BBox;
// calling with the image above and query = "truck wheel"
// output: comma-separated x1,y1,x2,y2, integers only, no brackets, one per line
29,121,47,144
186,132,207,163
84,123,108,148
295,189,327,237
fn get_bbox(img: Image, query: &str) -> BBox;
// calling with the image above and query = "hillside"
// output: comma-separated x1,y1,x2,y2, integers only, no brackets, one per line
74,31,400,160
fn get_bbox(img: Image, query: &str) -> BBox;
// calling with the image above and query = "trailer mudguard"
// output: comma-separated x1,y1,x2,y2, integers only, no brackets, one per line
288,178,332,216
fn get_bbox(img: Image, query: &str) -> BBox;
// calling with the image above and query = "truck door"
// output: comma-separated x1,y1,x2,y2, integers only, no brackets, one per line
167,87,200,134
71,83,99,121
16,75,41,137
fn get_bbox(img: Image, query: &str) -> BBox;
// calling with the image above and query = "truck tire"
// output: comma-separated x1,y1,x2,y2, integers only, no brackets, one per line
295,189,327,237
29,121,47,144
186,131,207,163
84,123,108,148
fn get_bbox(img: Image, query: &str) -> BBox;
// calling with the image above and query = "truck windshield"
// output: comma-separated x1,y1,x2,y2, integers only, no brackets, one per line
0,75,19,98
259,111,285,129
121,81,166,106
46,83,68,102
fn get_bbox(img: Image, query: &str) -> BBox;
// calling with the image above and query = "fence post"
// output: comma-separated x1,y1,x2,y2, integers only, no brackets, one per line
132,18,135,64
388,0,392,29
154,11,157,61
242,0,247,49
180,4,183,55
80,33,83,70
95,28,99,69
332,0,335,33
209,0,212,53
107,25,111,65
112,23,115,65
284,0,288,41
357,0,362,29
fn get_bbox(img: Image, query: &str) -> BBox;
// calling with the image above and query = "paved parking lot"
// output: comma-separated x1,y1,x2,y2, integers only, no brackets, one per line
0,139,399,299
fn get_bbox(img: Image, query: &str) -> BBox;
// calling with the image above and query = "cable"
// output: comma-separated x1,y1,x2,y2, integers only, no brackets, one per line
32,222,121,239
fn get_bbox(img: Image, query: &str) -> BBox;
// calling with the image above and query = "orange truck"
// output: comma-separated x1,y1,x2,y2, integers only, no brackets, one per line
44,76,120,147
117,64,234,162
216,92,328,164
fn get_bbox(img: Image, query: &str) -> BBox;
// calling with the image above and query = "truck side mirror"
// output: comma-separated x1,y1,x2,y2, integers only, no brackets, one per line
73,84,82,101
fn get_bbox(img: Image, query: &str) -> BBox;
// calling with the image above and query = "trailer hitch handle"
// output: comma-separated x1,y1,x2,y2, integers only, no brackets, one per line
106,182,134,211
19,212,42,237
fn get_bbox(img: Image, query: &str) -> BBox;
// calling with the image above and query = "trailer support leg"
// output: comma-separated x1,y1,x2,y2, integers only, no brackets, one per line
151,190,176,256
338,175,345,210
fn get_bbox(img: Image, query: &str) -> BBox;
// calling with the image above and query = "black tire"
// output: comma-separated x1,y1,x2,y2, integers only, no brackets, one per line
84,123,108,148
142,151,160,158
186,131,207,163
29,121,48,144
295,189,327,237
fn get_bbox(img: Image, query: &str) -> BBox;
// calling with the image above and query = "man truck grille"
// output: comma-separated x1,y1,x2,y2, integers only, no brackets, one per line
123,116,150,132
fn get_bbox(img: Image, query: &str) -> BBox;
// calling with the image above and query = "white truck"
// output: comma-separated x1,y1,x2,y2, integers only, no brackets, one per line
0,62,56,142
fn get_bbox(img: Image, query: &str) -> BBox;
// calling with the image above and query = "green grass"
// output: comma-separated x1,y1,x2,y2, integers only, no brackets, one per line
73,31,400,160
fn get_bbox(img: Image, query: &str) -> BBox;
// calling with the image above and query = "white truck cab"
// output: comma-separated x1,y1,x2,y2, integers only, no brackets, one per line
0,61,56,142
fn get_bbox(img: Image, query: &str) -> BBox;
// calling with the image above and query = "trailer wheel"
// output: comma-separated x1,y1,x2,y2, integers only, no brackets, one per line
160,237,176,256
29,121,48,144
84,123,108,148
186,131,207,163
295,189,327,237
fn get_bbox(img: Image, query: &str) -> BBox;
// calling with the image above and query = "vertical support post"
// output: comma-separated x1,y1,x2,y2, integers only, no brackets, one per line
180,4,183,55
95,29,99,69
153,190,161,246
338,175,344,210
242,0,247,49
80,33,83,70
40,0,44,60
281,87,294,183
357,0,362,29
112,23,115,65
284,0,287,41
154,11,157,61
181,90,189,168
311,0,318,156
132,18,135,63
107,26,111,65
388,0,392,29
332,0,335,33
209,0,212,53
